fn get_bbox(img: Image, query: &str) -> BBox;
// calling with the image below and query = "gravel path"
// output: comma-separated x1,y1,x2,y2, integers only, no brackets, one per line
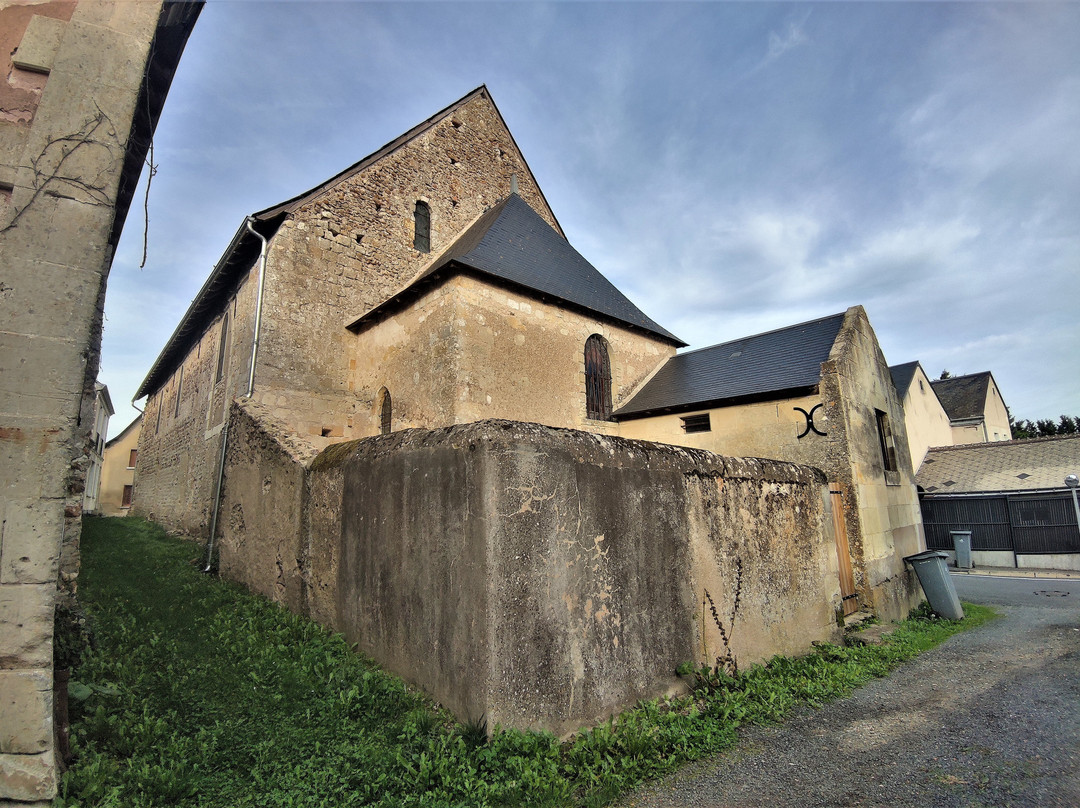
618,576,1080,808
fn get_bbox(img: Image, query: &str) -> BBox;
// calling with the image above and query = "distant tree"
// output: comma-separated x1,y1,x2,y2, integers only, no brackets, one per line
1002,413,1079,439
1012,419,1035,439
938,370,952,380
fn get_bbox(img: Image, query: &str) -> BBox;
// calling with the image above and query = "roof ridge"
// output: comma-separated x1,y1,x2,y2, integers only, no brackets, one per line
925,432,1080,454
672,311,846,359
930,370,991,384
253,85,490,221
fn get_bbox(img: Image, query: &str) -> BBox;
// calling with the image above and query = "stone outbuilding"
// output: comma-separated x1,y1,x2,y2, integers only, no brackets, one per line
133,87,926,734
617,307,925,622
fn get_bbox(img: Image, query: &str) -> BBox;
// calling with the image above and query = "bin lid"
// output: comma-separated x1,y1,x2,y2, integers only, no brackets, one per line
903,550,950,564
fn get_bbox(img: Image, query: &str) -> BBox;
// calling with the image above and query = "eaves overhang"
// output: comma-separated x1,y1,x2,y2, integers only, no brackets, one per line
346,259,687,348
134,213,283,400
613,384,820,422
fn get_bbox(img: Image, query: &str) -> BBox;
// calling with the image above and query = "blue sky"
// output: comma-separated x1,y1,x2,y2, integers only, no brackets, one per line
101,1,1080,435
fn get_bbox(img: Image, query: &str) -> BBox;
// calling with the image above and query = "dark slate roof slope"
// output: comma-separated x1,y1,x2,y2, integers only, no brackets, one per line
931,372,991,420
615,312,846,418
348,194,684,345
889,361,920,398
917,434,1080,493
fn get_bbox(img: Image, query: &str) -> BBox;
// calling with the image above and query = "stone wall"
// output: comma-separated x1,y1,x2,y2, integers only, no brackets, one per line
134,275,258,537
348,274,675,437
220,419,841,736
215,402,315,610
247,90,557,440
136,90,561,534
0,2,197,801
825,307,923,621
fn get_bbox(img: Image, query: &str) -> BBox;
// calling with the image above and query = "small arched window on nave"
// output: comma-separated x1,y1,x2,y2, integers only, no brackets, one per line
378,387,392,435
584,335,612,421
413,201,430,253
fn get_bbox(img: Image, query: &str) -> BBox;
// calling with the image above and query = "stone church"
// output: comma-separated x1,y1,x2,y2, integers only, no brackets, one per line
134,87,923,733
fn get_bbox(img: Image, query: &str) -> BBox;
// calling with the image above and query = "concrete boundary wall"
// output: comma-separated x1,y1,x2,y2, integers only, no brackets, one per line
219,412,842,735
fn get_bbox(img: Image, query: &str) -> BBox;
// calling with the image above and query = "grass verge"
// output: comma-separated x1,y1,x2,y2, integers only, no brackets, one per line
58,517,996,807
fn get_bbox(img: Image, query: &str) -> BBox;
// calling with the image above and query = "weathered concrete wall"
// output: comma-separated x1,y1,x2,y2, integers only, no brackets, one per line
348,274,674,437
216,402,315,611
899,364,953,470
0,1,197,801
292,420,841,736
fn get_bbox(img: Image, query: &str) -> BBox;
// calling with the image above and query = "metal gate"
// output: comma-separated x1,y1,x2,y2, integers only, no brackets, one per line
921,492,1080,555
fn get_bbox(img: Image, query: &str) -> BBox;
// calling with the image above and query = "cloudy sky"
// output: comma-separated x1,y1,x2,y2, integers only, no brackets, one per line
101,0,1080,436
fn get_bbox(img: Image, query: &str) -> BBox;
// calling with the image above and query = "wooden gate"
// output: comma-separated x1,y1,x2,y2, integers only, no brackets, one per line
830,488,859,616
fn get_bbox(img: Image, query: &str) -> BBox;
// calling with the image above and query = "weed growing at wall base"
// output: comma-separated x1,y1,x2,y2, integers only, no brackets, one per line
59,518,995,808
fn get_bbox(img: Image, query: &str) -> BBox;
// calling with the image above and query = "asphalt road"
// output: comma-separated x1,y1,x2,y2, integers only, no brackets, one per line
620,574,1080,808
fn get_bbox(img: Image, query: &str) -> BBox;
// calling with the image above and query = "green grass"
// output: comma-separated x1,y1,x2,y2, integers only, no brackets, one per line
58,517,996,807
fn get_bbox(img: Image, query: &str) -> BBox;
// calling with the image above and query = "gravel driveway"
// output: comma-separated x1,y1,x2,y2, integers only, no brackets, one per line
619,574,1080,808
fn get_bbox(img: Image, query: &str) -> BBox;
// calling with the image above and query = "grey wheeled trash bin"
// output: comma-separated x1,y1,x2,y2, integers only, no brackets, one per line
904,550,964,620
951,530,973,569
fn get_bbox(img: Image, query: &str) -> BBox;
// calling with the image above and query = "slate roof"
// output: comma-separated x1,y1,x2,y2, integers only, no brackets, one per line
917,434,1080,494
347,194,684,345
614,311,846,418
931,372,993,421
889,361,920,398
136,86,560,400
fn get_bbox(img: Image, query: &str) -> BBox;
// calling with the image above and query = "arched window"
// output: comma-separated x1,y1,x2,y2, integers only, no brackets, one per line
585,335,612,421
378,387,392,435
413,201,430,253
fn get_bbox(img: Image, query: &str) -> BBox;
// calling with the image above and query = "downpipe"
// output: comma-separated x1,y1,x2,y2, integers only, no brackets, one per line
205,218,268,573
203,419,229,573
245,216,269,398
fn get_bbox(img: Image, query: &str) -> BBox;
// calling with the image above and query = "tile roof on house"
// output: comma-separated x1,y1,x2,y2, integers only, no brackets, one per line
889,361,920,398
347,193,684,345
931,372,992,421
614,311,846,418
916,434,1080,493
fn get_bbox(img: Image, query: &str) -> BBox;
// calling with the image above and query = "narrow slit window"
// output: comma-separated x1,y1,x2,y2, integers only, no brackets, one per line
585,335,612,421
216,312,229,382
875,409,898,474
681,413,711,433
174,368,184,419
413,201,430,253
379,388,392,435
